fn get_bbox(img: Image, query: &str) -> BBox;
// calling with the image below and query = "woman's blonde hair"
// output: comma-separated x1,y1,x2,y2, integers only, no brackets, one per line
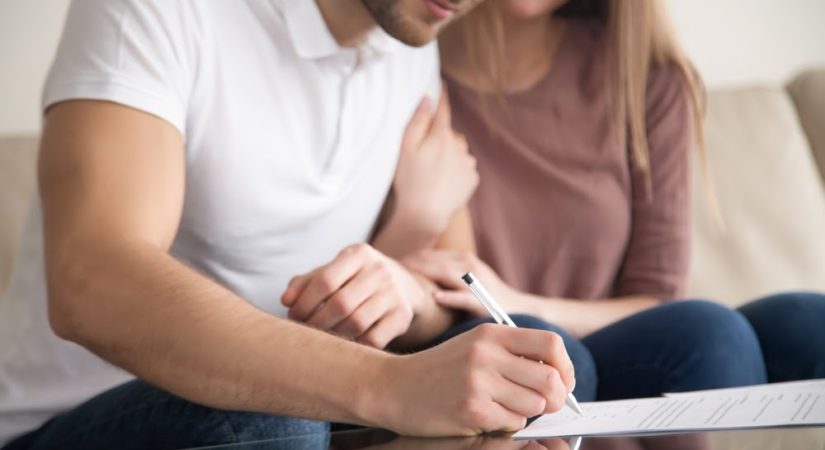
447,0,709,197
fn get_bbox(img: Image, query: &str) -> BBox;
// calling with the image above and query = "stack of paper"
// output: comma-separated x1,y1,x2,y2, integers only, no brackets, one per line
514,379,825,439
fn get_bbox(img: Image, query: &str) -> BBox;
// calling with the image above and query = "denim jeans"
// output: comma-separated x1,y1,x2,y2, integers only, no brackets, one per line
5,293,824,449
440,294,825,404
437,300,771,402
738,292,825,382
3,379,331,450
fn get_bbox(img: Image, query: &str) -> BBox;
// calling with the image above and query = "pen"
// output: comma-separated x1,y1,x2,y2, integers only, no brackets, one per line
461,272,584,416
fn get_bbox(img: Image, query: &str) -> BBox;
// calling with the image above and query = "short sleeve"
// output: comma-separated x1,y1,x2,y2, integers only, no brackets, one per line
613,64,694,300
43,0,200,136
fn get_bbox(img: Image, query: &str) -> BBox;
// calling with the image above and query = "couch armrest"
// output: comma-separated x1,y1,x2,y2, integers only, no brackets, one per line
787,68,825,186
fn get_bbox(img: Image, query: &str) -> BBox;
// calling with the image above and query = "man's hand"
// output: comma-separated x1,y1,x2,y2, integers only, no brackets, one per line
373,323,576,436
282,244,431,349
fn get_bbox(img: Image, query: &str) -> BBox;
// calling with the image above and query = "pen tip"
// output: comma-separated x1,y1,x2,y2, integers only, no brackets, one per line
567,393,584,416
461,272,474,284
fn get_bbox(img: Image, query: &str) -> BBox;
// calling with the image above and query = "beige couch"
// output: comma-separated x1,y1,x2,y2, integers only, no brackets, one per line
1,69,825,446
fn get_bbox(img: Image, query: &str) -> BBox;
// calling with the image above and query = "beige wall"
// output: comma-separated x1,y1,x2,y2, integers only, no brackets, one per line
1,0,824,136
0,0,70,137
666,0,825,87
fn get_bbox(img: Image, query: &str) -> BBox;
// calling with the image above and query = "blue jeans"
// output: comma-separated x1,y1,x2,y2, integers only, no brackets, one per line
738,292,825,382
438,300,769,402
3,380,331,450
5,294,824,449
440,294,825,403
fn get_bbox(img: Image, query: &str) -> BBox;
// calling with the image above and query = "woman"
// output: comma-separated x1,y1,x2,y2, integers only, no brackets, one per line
386,0,825,403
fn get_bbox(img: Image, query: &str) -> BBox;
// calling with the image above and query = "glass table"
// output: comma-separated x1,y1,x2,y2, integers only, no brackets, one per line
185,426,825,449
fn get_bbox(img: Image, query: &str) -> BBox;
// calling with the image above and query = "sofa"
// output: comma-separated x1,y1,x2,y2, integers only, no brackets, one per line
1,69,825,447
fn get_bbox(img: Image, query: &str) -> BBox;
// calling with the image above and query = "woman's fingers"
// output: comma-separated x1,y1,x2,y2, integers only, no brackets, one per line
430,83,452,137
434,290,487,316
404,251,468,289
401,97,434,151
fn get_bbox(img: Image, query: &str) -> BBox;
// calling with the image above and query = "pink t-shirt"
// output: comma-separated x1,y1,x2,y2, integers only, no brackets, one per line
446,20,693,301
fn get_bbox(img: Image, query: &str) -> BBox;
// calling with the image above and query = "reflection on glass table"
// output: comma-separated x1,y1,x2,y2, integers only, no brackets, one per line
185,426,825,450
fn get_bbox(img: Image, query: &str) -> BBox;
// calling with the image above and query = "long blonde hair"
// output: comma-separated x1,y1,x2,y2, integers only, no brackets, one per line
446,0,708,197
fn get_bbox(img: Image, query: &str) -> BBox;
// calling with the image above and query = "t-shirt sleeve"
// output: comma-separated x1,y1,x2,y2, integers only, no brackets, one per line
43,0,199,136
613,64,694,300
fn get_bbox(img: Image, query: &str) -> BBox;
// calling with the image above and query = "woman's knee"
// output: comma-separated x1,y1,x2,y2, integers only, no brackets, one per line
739,292,825,380
662,300,760,352
739,291,825,333
654,300,766,385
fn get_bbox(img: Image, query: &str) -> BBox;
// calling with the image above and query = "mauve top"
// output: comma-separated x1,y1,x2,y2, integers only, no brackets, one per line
445,19,693,301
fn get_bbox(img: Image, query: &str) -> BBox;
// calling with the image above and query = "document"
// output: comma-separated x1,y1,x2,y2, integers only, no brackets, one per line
514,380,825,439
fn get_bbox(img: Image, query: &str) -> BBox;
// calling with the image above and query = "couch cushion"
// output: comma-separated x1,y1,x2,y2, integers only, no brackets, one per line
0,136,39,295
787,68,825,184
687,87,825,307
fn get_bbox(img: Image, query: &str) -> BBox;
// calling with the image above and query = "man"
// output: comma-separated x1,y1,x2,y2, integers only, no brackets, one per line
0,0,574,448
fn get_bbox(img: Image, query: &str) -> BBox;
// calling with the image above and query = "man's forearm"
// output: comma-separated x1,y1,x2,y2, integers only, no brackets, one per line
47,239,390,425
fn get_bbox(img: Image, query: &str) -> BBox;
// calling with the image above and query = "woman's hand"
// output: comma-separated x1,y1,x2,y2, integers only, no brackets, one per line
403,249,515,318
392,89,479,237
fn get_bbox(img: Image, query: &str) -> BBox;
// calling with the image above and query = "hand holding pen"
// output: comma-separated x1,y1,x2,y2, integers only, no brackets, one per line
462,272,584,417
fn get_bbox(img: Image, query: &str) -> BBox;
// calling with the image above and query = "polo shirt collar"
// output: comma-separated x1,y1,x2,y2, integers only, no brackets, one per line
280,0,405,60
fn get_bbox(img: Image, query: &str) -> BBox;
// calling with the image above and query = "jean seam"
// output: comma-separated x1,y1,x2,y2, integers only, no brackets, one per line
34,396,175,448
224,411,241,444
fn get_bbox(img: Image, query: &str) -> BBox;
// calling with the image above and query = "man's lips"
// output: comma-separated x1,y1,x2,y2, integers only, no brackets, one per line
423,0,457,20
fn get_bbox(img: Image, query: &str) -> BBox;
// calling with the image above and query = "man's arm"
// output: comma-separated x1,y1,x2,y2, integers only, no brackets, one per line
40,100,388,425
283,94,478,350
41,100,578,437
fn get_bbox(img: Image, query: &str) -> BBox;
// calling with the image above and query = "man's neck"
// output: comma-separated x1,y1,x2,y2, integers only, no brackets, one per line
316,0,377,48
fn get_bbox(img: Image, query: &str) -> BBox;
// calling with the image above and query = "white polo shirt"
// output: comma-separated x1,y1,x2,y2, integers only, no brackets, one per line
0,0,439,442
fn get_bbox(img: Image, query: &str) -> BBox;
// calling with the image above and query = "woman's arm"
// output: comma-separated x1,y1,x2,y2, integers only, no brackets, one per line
372,89,478,259
408,65,695,338
406,250,660,338
499,292,659,339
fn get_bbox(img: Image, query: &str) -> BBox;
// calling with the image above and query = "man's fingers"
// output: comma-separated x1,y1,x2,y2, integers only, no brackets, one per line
287,245,370,321
281,273,312,306
500,329,576,393
332,292,390,338
401,97,434,151
477,402,527,434
499,352,562,403
357,308,410,349
305,267,384,330
490,376,548,419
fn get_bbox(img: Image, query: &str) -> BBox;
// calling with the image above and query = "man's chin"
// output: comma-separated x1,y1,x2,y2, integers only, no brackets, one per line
386,24,441,47
394,33,436,47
